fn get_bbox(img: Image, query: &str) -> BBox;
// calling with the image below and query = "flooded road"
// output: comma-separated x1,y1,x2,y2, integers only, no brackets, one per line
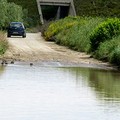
0,64,120,120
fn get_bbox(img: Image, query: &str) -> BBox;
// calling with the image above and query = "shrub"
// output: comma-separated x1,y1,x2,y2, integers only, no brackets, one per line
110,47,120,66
95,37,119,61
0,0,26,29
90,18,120,52
44,16,79,40
8,0,39,27
55,17,104,52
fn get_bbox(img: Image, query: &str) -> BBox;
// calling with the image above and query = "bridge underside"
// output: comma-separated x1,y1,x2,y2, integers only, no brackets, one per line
36,0,76,24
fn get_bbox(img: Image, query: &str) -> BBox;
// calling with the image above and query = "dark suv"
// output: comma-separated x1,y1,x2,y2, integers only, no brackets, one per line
7,22,26,38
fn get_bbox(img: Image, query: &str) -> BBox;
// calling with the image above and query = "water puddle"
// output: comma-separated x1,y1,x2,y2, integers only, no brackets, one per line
0,64,119,120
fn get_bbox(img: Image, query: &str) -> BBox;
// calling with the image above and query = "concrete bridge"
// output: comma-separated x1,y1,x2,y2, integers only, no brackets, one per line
36,0,76,24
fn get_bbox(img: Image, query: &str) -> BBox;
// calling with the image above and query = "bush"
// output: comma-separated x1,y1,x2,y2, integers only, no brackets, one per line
95,37,120,61
55,17,104,52
110,47,120,66
0,0,26,29
90,18,120,52
8,0,39,27
44,16,79,40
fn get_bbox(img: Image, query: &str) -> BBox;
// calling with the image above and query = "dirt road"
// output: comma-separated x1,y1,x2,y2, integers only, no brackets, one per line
1,32,113,68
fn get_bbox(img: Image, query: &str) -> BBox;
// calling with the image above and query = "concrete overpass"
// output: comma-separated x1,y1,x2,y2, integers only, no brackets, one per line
36,0,76,24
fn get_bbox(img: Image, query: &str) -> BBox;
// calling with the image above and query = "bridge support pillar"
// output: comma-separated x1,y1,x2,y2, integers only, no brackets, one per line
69,2,76,16
56,6,61,20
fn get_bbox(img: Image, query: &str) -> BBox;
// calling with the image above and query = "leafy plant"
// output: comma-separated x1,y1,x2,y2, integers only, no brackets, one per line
55,17,104,52
110,47,120,66
44,16,79,40
90,18,120,52
95,37,120,61
0,0,27,29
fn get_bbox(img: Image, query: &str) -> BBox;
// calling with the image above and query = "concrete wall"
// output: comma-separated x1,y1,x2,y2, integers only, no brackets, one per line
36,0,76,24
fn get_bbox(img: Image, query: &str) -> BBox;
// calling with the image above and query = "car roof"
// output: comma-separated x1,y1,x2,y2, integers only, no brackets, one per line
10,22,23,24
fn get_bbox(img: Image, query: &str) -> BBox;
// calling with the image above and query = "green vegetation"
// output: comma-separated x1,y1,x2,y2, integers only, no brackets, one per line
90,18,120,52
74,0,120,17
0,0,26,29
8,0,120,18
7,0,120,26
44,17,105,52
0,31,8,55
55,17,104,52
44,17,120,67
44,17,79,40
8,0,39,27
1,0,120,60
0,0,25,55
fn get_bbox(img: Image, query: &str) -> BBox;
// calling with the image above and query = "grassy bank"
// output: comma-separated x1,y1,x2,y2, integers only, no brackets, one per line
0,31,8,55
44,17,120,67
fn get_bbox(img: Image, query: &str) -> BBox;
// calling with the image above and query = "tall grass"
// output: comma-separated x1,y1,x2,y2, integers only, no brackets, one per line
0,31,8,55
55,17,105,52
45,17,105,52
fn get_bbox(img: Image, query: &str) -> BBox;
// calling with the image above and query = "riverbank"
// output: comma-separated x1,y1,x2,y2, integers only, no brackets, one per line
0,32,115,70
44,17,120,67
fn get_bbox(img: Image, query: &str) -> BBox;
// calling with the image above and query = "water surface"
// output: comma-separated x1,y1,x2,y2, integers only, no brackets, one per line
0,64,120,120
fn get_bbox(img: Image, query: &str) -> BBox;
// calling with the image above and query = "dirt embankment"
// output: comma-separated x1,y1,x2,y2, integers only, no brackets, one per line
0,32,114,69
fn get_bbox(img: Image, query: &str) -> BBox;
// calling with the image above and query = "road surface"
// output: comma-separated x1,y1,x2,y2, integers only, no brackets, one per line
1,32,112,68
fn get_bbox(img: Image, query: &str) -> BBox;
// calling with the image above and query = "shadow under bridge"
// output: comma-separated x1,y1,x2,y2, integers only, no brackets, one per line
36,0,76,24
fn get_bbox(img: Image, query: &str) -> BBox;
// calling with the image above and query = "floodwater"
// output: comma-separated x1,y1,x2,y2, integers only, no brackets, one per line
0,64,120,120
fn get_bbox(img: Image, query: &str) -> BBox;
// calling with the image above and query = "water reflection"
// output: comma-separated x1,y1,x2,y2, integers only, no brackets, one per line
0,66,6,75
68,67,120,100
0,65,120,120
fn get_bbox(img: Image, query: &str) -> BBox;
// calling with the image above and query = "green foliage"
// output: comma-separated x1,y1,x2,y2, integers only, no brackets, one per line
0,0,25,29
45,16,120,67
74,0,120,17
7,0,120,26
0,0,8,28
6,2,23,24
8,0,39,27
95,37,119,61
110,47,120,66
55,17,104,52
45,17,105,52
90,18,120,52
44,16,79,40
0,40,8,54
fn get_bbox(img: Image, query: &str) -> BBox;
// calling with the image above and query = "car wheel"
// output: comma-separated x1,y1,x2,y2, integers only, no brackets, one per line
22,33,26,38
7,34,11,37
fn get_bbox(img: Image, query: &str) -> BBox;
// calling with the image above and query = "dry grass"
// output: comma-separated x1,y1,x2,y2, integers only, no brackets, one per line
0,31,6,41
0,31,8,55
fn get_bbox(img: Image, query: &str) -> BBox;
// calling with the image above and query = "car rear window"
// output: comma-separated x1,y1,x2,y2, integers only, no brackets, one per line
10,23,23,28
